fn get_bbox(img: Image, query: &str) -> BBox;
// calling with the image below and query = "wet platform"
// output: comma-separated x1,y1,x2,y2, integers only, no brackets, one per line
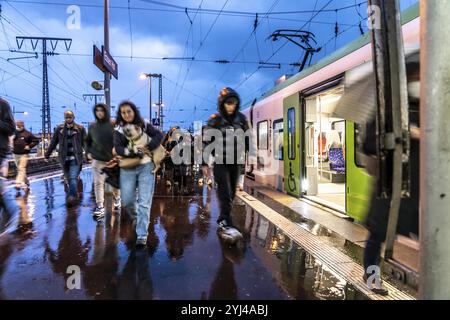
0,168,413,300
243,181,419,295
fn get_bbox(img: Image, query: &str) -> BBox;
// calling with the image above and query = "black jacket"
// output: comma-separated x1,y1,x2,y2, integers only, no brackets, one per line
13,129,40,155
0,98,15,158
203,87,252,165
45,122,86,166
114,121,163,157
84,104,115,162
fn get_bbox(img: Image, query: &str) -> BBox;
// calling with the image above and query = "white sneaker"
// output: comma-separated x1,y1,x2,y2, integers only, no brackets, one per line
113,198,121,211
93,206,105,218
207,178,213,186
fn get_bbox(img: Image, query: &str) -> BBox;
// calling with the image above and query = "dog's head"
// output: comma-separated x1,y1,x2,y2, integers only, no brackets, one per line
123,124,142,140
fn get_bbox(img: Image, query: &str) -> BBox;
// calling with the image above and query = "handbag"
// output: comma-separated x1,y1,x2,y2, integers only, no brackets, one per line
102,165,120,189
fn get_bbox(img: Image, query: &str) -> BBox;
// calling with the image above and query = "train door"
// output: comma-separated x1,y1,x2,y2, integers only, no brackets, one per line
283,93,302,198
302,87,347,212
345,122,373,221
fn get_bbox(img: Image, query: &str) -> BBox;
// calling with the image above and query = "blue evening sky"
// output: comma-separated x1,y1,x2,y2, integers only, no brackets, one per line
0,0,418,132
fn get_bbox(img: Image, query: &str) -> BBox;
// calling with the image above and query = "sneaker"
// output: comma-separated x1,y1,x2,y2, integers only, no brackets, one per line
113,198,121,211
207,178,213,186
136,237,147,249
93,206,105,218
217,222,243,245
166,180,172,187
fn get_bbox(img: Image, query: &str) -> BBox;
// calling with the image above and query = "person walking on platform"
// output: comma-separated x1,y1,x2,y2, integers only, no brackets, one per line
84,103,121,219
13,120,39,191
202,87,255,241
45,110,86,206
114,101,163,248
0,98,16,213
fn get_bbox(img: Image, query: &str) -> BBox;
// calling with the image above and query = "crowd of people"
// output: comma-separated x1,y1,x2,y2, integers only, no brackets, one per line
0,81,422,296
0,87,251,249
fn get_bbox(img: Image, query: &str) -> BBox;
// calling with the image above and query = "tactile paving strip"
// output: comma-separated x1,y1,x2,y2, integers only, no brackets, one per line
236,191,416,300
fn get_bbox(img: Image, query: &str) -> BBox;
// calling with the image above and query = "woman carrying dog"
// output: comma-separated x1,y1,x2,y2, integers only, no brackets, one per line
114,101,163,248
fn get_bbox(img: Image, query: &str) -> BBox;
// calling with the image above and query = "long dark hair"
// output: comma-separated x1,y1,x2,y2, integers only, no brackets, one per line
116,100,145,127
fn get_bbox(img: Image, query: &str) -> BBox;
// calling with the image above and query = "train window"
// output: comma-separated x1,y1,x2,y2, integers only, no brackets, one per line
273,119,283,160
257,121,268,150
288,108,296,160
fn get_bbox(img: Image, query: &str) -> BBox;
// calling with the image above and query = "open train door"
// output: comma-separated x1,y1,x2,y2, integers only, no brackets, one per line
283,93,302,198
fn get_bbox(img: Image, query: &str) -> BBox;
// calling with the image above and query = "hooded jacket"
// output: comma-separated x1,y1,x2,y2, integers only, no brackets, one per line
203,87,253,165
84,104,115,162
13,128,40,155
0,98,15,158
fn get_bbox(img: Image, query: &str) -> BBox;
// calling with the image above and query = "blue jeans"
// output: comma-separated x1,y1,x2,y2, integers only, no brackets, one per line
64,159,81,197
0,158,18,220
120,162,155,239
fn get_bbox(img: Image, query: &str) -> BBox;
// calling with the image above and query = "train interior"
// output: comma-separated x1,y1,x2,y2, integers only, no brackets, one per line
303,86,346,212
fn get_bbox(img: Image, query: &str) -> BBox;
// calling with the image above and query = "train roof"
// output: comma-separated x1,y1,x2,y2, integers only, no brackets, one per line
241,2,419,111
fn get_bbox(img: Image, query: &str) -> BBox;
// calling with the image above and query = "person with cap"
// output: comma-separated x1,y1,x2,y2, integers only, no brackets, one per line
45,110,86,206
84,103,121,219
13,120,39,191
202,87,255,241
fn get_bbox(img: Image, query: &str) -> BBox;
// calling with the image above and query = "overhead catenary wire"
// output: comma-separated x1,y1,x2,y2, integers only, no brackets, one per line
128,0,133,59
1,0,374,130
0,66,80,108
234,0,335,90
138,0,367,16
4,0,45,35
168,0,205,116
2,0,368,27
0,48,299,65
0,7,90,102
196,0,281,121
163,74,215,104
0,55,86,104
171,0,229,114
2,9,90,91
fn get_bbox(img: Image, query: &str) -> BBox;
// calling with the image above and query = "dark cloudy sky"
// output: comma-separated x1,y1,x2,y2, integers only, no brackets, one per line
0,0,418,132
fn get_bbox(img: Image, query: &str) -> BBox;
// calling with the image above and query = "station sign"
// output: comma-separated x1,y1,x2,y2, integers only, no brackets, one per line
93,45,119,80
93,45,106,73
102,45,118,80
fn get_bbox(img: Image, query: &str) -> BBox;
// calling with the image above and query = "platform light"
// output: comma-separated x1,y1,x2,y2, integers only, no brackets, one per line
139,72,148,80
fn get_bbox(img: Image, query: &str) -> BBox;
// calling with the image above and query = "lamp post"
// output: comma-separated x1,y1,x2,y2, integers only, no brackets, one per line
139,72,162,125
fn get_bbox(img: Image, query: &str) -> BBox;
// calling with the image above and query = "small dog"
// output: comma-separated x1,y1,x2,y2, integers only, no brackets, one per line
121,124,165,173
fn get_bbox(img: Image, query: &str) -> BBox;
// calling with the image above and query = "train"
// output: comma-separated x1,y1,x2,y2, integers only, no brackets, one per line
241,4,420,221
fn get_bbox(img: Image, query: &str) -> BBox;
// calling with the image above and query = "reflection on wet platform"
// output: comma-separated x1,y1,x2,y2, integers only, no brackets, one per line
0,168,367,300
